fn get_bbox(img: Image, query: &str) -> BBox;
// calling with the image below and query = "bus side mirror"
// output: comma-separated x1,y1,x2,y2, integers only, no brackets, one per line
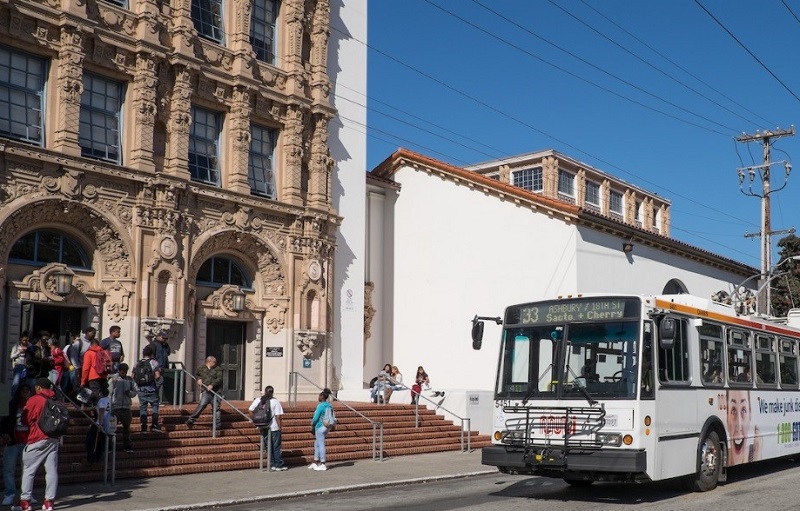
471,319,484,350
659,317,676,350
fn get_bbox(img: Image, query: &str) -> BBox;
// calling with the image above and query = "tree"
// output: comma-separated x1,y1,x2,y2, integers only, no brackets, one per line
770,234,800,317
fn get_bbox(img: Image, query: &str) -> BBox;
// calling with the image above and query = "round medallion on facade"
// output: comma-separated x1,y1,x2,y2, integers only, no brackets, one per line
158,235,177,260
308,259,322,281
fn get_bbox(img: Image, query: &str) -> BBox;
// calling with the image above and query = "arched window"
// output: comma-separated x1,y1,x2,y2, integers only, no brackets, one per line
663,279,689,295
197,256,252,288
9,230,92,269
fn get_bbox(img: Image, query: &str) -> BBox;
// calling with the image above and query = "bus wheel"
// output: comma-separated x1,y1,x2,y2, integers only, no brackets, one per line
690,431,722,492
564,479,593,487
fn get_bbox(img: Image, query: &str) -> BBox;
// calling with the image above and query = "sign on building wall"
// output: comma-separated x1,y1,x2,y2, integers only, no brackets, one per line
265,347,283,357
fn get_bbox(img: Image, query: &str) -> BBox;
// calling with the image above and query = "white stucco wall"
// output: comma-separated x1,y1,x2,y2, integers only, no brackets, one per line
330,0,368,400
366,164,754,405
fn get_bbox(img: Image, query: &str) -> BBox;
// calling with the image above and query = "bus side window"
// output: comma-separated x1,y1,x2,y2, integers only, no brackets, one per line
727,329,753,385
658,318,690,383
699,323,724,386
779,338,799,388
641,321,654,399
755,335,776,385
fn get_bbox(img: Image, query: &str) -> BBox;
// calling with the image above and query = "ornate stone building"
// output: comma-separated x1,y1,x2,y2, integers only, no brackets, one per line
0,0,339,402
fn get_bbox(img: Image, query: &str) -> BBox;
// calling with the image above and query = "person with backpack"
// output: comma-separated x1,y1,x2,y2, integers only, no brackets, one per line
80,337,111,403
19,378,61,511
248,385,286,471
309,388,334,471
99,326,125,375
134,345,162,433
109,363,137,452
185,356,223,429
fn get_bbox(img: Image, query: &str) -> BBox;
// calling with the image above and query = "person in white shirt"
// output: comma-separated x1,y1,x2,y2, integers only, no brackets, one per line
248,385,286,471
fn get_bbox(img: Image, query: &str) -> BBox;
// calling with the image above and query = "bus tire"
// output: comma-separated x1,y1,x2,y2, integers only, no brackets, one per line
690,430,722,492
564,478,593,487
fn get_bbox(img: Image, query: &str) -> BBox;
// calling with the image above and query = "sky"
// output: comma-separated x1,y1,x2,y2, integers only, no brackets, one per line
358,0,800,270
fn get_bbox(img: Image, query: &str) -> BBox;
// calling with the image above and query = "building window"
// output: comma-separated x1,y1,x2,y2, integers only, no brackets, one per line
197,256,251,288
512,167,542,192
251,0,278,64
585,180,601,208
79,73,123,163
189,105,221,185
191,0,225,43
0,45,45,145
9,230,92,269
557,169,574,198
102,0,128,7
635,200,643,227
610,190,623,217
249,124,277,198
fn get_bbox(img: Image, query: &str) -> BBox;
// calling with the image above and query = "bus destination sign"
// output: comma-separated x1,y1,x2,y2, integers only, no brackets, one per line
509,298,637,325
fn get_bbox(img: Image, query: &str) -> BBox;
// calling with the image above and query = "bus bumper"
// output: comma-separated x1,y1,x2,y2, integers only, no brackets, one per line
482,445,647,477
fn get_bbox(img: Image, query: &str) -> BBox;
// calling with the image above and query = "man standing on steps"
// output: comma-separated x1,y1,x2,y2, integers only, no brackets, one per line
135,345,162,433
99,326,124,375
148,331,171,404
185,356,223,429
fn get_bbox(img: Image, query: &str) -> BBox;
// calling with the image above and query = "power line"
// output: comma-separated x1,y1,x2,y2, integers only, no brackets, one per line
575,0,775,128
694,0,800,105
781,0,800,28
421,0,736,136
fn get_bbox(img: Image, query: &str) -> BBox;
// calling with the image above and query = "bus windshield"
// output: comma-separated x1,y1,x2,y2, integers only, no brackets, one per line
496,320,641,401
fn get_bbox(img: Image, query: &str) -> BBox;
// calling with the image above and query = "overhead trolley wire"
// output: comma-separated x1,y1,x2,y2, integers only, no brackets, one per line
694,0,800,106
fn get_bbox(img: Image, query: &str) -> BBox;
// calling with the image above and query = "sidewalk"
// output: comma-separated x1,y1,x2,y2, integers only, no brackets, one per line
53,450,494,511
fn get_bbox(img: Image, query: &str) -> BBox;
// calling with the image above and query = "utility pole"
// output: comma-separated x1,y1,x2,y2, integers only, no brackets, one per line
736,126,795,315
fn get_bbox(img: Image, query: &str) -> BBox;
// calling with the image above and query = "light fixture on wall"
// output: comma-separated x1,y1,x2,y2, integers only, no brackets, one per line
231,290,246,312
622,240,634,253
54,271,74,296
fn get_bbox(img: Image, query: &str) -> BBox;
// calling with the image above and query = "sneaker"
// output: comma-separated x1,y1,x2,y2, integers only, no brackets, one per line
41,500,54,511
314,463,327,471
18,500,31,511
185,419,195,426
124,446,134,453
2,495,13,506
276,466,288,471
150,425,163,433
30,498,37,505
308,463,318,470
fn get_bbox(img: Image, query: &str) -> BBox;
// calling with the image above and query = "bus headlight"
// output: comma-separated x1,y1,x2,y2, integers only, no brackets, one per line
499,430,526,443
596,433,623,446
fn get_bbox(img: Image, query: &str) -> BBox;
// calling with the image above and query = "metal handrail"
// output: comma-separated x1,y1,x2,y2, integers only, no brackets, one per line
58,388,116,485
289,371,385,461
410,383,472,453
164,361,187,407
182,371,253,438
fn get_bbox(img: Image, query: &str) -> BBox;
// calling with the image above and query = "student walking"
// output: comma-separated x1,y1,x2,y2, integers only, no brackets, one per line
248,385,286,471
19,378,60,511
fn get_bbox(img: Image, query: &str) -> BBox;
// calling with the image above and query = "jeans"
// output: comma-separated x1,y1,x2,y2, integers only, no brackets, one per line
10,366,26,397
314,426,328,463
3,443,23,498
138,390,160,429
188,390,221,427
21,438,59,502
266,429,284,468
113,409,133,450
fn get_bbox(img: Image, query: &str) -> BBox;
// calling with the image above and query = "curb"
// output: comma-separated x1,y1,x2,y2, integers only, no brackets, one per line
131,470,498,511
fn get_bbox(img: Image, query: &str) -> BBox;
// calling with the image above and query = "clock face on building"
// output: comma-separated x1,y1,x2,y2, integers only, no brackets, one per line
308,260,322,281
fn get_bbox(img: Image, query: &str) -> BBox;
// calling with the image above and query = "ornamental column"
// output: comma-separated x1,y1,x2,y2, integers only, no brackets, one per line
163,65,192,179
129,53,158,172
53,26,84,156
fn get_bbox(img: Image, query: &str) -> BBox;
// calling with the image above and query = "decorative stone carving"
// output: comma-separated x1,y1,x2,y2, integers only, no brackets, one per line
203,285,248,318
105,281,131,321
0,201,132,278
265,301,287,334
158,235,178,260
19,264,76,302
364,282,376,340
295,330,324,359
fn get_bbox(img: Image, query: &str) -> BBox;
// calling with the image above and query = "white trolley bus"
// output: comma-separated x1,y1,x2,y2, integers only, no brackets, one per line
471,293,800,491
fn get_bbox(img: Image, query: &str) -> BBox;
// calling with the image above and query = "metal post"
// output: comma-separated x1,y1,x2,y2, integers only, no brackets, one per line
212,393,218,438
259,431,265,471
103,433,109,485
111,434,116,485
379,423,384,461
371,423,376,460
267,428,272,471
466,418,472,452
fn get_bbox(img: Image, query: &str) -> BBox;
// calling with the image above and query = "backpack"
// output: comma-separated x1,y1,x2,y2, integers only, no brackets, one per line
38,397,70,438
252,398,273,429
322,405,336,431
93,349,112,377
132,359,155,387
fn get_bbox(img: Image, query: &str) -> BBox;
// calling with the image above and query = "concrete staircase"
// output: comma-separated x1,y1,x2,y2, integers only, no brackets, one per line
57,401,492,484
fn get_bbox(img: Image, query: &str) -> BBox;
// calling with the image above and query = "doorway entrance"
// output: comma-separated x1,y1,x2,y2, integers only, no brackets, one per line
20,303,84,346
206,320,245,400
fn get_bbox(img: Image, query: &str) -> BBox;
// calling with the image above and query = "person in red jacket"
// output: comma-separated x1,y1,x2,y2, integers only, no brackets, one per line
19,378,59,511
81,338,109,403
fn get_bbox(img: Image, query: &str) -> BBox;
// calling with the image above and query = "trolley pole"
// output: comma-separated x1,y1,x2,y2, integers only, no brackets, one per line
736,127,795,314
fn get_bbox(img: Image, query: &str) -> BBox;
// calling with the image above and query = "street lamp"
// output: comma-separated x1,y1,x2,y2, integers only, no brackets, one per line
230,290,246,312
53,271,73,296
